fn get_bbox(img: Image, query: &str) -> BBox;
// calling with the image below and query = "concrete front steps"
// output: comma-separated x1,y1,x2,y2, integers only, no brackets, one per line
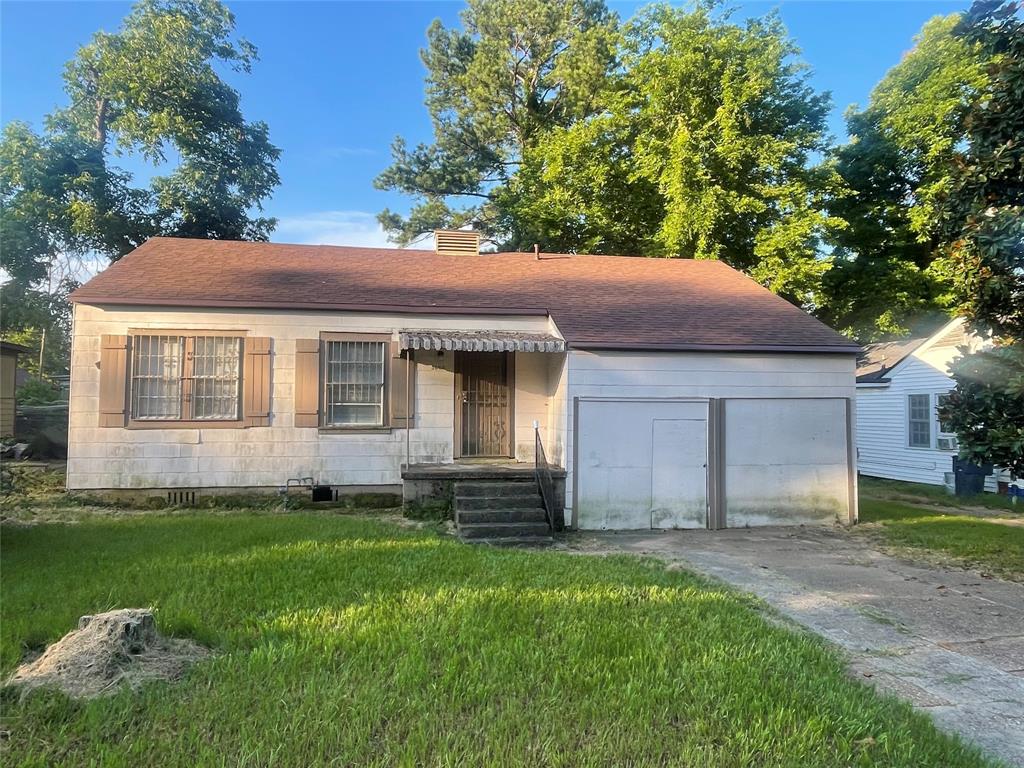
454,480,553,544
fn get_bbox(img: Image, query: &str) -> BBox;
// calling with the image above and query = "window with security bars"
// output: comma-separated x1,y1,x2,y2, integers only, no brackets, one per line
323,340,385,426
130,335,242,421
908,393,932,448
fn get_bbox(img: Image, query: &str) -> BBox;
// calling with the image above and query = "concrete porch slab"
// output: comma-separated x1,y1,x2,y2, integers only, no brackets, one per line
401,461,565,481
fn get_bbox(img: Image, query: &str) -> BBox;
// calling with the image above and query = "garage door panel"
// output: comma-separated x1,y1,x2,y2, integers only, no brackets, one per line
574,465,652,530
581,467,654,530
578,402,652,469
576,400,708,530
723,398,850,527
726,399,847,465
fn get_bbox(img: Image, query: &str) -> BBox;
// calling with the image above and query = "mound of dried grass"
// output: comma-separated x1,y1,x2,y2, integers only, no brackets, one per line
7,609,208,699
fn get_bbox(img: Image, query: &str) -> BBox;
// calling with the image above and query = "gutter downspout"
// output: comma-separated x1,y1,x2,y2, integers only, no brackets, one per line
405,348,412,471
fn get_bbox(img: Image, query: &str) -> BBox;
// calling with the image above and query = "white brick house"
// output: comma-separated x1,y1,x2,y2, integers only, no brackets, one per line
68,234,861,529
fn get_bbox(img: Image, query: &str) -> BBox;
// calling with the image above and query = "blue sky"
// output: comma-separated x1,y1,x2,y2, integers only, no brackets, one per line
1,0,968,250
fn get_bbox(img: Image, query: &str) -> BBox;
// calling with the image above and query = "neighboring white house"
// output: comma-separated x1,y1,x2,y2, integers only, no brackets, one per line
67,233,861,530
856,317,1002,492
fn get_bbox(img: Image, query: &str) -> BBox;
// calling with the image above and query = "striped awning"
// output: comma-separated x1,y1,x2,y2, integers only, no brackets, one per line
399,330,565,353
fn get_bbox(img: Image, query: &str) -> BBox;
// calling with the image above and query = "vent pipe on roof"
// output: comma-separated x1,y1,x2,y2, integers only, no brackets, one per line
434,230,480,256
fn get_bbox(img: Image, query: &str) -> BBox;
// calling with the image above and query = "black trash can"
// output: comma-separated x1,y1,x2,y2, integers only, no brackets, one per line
952,457,993,497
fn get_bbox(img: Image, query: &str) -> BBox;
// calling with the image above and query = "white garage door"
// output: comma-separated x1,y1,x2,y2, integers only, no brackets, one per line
576,400,708,530
724,398,851,526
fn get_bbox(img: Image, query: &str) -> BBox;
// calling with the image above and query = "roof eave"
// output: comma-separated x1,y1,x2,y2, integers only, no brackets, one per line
568,341,860,354
68,297,858,354
68,295,551,317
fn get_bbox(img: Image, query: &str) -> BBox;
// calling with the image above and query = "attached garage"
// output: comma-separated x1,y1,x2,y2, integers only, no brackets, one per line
566,351,858,531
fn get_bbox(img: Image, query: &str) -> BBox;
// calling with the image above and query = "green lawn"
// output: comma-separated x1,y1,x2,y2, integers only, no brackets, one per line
0,511,996,767
859,476,1017,512
858,498,1024,580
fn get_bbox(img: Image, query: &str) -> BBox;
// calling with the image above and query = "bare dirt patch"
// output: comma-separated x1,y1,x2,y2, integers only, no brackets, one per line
6,609,208,699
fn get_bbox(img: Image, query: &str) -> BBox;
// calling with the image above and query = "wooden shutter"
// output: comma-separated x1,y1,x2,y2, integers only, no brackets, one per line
389,340,416,428
243,337,272,427
294,339,320,427
99,334,129,427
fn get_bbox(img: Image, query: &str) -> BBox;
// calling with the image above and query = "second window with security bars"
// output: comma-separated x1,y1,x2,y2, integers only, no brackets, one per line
130,334,243,421
322,339,386,427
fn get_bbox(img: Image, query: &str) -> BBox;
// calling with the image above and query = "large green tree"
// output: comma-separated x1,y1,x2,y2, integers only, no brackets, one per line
508,4,840,304
375,0,618,245
819,15,989,340
381,1,840,306
936,0,1024,474
1,0,279,376
0,122,144,377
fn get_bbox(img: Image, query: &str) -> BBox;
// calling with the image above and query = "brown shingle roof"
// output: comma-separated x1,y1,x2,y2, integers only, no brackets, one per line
856,337,928,383
70,237,858,353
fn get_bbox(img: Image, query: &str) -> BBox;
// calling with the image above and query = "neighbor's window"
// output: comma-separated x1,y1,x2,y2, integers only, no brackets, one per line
908,393,931,448
130,334,242,421
322,340,385,427
936,392,954,434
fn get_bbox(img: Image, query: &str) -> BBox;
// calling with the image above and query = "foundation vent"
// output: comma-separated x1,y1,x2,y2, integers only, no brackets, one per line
434,230,480,257
167,490,197,507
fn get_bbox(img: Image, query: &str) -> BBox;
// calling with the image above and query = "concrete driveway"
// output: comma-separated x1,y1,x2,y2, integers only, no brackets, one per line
565,527,1024,767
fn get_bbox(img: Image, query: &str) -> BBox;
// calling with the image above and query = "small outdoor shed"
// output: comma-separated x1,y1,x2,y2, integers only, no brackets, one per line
0,341,29,437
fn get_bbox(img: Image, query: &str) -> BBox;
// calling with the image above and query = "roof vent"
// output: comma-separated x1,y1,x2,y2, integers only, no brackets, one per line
434,230,480,256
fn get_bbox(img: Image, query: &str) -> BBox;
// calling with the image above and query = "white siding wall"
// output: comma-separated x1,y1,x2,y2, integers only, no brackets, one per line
856,320,1004,491
68,304,562,491
513,352,550,462
565,350,857,519
510,350,568,464
857,346,1000,491
856,357,958,487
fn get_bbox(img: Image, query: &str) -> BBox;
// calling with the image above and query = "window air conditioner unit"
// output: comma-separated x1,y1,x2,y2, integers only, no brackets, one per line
937,436,958,451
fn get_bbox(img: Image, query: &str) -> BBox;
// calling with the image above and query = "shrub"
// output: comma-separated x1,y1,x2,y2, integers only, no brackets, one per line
16,379,62,405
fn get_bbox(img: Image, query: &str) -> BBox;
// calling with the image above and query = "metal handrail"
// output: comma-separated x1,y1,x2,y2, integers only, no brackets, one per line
535,426,563,532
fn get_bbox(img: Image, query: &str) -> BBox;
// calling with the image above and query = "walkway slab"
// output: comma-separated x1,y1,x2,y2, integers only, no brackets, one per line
565,527,1024,766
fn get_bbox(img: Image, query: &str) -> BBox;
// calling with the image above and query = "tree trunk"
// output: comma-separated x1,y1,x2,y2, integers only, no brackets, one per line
94,97,109,149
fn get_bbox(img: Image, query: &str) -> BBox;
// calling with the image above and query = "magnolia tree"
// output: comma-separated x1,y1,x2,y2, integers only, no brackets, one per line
937,0,1024,475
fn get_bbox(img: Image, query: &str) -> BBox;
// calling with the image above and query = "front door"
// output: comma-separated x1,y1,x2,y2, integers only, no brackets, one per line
455,352,512,458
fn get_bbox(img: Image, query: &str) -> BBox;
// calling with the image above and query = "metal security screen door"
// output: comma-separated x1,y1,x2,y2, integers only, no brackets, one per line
455,352,513,458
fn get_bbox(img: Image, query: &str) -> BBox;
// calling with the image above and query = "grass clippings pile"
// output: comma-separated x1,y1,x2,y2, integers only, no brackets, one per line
6,608,207,699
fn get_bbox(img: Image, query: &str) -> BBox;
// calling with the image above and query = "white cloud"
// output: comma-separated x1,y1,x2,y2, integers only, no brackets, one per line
274,210,434,250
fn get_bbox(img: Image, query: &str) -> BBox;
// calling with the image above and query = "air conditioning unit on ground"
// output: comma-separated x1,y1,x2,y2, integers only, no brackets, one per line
937,436,958,451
